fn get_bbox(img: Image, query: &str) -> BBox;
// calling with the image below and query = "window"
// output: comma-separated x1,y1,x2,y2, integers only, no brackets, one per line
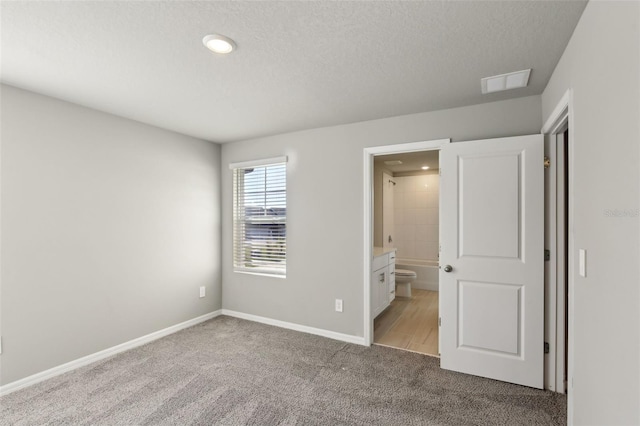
231,157,287,276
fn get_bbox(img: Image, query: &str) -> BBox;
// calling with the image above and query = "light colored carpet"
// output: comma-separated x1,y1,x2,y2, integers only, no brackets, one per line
0,316,566,425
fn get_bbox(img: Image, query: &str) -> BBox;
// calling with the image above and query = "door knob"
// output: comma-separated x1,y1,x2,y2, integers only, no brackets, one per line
443,265,453,273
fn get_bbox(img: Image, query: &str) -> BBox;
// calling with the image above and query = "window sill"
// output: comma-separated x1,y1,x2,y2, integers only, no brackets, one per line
233,269,286,279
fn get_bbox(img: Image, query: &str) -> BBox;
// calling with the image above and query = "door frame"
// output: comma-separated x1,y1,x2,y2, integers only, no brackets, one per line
363,138,450,345
541,89,574,417
362,112,574,395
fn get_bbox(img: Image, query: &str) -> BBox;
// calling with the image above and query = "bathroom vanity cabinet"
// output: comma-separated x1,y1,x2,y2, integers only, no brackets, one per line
371,248,396,319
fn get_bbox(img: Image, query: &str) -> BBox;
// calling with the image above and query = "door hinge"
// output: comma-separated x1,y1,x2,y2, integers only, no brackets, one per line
544,156,551,169
438,317,441,327
544,249,550,261
544,342,550,354
439,168,442,176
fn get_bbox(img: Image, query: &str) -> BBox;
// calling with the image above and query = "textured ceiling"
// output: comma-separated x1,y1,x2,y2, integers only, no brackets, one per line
376,151,440,173
1,1,587,143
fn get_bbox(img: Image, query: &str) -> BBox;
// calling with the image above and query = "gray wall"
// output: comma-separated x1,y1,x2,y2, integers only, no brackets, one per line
541,2,639,424
221,95,541,337
0,85,222,385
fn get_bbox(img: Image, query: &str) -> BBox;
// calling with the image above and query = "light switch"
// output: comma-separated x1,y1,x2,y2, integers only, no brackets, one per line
579,249,586,277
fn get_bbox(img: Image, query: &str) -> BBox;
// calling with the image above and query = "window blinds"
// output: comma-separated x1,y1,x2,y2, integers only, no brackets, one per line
232,160,287,275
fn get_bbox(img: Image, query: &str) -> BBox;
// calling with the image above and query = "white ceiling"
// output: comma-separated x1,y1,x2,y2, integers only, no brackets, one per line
375,151,440,173
1,1,587,143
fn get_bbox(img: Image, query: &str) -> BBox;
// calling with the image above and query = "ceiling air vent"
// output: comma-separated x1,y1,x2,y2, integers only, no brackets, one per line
481,69,531,94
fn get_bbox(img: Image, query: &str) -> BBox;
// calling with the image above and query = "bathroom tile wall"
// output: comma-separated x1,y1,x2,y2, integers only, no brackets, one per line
393,173,439,260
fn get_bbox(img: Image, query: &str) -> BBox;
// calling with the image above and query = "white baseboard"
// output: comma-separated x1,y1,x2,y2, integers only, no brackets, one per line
412,280,439,292
221,309,366,346
0,310,222,397
1,309,365,396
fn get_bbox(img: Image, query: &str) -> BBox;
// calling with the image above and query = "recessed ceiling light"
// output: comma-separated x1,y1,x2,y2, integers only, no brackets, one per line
203,34,236,54
481,69,531,94
421,166,430,170
384,160,403,166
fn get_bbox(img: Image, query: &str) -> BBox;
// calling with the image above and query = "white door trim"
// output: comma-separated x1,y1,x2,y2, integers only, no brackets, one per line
542,90,571,134
541,88,574,422
554,129,568,392
363,138,450,345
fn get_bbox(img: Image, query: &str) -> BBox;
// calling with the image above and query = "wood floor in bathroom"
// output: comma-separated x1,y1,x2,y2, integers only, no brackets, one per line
373,289,439,357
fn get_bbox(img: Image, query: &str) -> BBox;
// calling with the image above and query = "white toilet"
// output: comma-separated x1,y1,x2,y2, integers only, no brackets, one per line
395,269,417,298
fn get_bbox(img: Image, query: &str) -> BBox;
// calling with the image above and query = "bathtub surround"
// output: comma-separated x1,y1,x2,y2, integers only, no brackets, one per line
381,172,395,250
393,172,439,262
372,164,394,247
374,165,440,292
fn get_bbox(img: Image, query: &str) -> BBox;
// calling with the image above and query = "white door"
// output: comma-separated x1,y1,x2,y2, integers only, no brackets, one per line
439,135,544,389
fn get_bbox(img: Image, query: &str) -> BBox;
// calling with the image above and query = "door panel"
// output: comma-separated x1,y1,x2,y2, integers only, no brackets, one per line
440,134,544,389
459,154,521,258
459,280,521,355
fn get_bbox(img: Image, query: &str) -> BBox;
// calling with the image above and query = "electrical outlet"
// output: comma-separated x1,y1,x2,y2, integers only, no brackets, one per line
335,299,343,312
199,286,206,298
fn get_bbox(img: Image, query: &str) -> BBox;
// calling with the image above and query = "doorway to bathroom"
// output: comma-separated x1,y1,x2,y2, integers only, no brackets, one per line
373,150,441,357
363,129,575,392
365,134,557,391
